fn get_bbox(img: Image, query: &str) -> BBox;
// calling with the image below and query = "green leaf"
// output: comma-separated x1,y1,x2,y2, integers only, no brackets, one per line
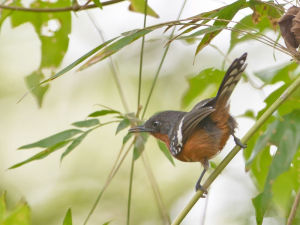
133,133,148,160
178,25,225,40
19,129,82,150
0,192,7,221
92,0,102,9
80,29,153,70
60,132,89,161
157,140,175,166
62,208,72,225
195,0,246,55
182,68,224,108
40,37,117,85
72,119,99,128
11,141,71,169
250,110,300,224
123,132,133,144
25,70,49,107
88,110,119,117
2,201,30,225
116,118,130,135
128,0,159,18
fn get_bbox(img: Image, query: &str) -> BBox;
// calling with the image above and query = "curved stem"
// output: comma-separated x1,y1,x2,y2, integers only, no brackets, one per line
0,0,124,13
171,74,300,225
287,188,300,225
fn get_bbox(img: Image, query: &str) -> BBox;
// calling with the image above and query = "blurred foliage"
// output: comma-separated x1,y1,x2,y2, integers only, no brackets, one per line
1,0,300,225
0,192,31,225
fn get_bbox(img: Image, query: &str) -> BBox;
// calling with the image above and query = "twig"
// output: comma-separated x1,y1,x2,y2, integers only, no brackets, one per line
171,73,300,225
287,188,300,225
0,0,124,13
126,153,135,225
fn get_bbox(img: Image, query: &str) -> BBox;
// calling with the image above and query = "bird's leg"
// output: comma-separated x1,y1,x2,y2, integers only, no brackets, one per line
195,158,209,195
232,133,247,148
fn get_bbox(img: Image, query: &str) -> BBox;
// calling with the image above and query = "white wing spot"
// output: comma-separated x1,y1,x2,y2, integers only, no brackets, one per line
177,116,184,146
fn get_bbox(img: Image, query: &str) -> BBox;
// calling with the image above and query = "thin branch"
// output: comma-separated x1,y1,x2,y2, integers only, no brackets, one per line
126,153,135,225
287,188,300,225
0,0,124,13
141,0,188,119
171,73,300,225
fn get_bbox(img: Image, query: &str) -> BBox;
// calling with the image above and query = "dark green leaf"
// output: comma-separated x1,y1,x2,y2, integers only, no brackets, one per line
195,0,246,55
250,111,300,224
157,140,175,166
182,68,224,108
60,132,89,161
88,110,119,117
116,118,130,134
123,132,133,144
72,119,99,128
25,70,49,107
128,0,159,18
133,133,148,160
11,141,71,169
62,209,72,225
19,129,82,150
80,29,153,70
92,0,102,9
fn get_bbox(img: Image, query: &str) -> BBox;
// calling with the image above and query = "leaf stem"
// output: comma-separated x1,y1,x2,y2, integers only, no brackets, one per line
287,188,300,225
126,152,135,225
141,0,188,119
171,73,300,225
0,0,124,13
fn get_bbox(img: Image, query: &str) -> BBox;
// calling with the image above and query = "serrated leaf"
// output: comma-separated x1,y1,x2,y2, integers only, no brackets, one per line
157,140,175,166
195,0,246,55
123,132,133,144
88,110,119,117
11,140,71,169
80,29,153,70
25,70,49,107
92,0,102,9
60,132,89,161
128,0,159,18
62,208,72,225
133,133,148,160
72,119,99,128
182,68,224,108
116,118,130,134
250,111,300,225
19,129,82,150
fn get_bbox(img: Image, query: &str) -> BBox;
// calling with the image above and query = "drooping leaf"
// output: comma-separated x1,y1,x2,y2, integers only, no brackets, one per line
178,25,226,41
72,119,99,128
157,140,175,166
92,0,102,9
25,70,49,107
195,0,246,55
80,29,153,70
249,110,300,225
123,132,133,144
60,132,89,161
128,0,159,18
116,118,130,134
62,208,72,225
133,133,148,160
11,141,71,169
88,110,120,117
19,129,82,150
182,68,224,108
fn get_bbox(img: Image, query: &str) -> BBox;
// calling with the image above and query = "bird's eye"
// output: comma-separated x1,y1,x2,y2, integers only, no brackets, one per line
152,121,160,128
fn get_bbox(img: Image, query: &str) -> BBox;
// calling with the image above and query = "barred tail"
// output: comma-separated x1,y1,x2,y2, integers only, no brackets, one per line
214,53,247,109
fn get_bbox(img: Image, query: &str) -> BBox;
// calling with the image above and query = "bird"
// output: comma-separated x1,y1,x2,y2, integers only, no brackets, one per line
129,53,247,192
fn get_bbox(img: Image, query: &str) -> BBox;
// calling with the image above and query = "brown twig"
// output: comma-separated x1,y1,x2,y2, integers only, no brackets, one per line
287,188,300,225
0,0,124,13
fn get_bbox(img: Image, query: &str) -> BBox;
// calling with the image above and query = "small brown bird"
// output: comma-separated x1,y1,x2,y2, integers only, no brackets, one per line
129,53,247,192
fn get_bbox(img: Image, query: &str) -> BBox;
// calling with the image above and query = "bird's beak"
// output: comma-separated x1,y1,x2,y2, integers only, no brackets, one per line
129,125,153,133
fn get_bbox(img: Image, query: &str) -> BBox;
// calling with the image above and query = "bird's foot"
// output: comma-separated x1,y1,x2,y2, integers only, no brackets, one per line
233,135,247,149
195,183,208,197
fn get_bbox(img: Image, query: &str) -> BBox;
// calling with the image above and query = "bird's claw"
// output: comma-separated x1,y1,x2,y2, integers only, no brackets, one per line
233,136,247,148
195,183,208,197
